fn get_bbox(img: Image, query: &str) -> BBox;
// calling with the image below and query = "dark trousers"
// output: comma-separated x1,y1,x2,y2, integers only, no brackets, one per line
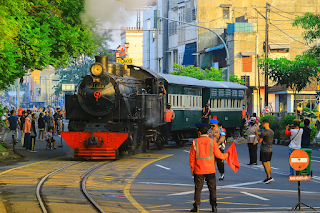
216,148,224,174
240,118,246,136
248,143,258,164
166,122,172,141
31,136,36,151
194,173,217,207
23,133,31,150
202,117,209,124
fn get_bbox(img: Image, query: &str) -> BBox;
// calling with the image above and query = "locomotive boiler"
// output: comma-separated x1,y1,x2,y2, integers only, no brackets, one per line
61,55,167,159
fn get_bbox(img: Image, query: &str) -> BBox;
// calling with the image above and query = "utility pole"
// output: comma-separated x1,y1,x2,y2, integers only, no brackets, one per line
264,3,270,107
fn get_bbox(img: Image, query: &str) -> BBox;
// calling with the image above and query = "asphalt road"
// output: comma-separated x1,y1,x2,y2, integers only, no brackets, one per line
131,142,320,212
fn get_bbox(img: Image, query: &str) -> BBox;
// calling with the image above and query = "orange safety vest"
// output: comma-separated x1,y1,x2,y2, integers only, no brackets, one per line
189,136,227,175
242,109,247,119
165,109,175,122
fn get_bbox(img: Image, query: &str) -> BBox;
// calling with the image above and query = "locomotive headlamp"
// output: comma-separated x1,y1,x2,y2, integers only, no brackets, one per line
90,63,104,76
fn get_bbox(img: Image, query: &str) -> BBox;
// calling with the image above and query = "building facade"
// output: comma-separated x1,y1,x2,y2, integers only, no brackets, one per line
120,27,143,66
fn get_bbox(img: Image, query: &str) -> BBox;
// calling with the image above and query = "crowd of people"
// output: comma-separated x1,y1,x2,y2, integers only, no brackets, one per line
0,106,64,152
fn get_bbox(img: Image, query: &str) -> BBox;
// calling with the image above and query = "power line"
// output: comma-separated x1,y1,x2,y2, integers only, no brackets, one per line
269,5,299,17
269,9,295,21
269,23,310,47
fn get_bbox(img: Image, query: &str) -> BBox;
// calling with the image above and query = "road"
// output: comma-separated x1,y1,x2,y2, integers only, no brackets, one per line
0,135,319,212
131,142,320,212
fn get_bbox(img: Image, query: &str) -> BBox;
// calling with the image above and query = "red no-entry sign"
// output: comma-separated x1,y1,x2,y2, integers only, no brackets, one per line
289,149,309,171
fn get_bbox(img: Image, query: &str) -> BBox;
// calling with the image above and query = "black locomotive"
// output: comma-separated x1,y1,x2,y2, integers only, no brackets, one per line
62,55,167,159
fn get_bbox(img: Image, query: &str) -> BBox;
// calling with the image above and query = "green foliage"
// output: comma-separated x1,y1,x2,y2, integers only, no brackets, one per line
172,63,244,84
260,115,280,131
303,107,311,113
0,105,7,128
313,108,318,112
274,129,282,140
280,115,296,129
258,55,319,93
172,64,224,81
0,0,98,90
229,75,245,85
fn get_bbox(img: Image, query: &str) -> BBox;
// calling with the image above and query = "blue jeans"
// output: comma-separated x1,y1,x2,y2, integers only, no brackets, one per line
289,147,295,175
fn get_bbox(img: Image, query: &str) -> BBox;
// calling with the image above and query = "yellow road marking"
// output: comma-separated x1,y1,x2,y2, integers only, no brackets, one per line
0,201,6,213
186,197,233,203
217,201,269,206
0,156,68,176
124,154,173,213
146,204,171,209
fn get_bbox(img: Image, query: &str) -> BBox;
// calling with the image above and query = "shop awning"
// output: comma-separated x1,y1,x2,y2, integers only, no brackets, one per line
269,44,291,50
205,44,225,53
182,42,197,66
240,51,255,56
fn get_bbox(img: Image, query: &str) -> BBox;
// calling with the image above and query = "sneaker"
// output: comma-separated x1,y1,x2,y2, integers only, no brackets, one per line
265,177,274,184
30,150,37,152
262,178,268,184
212,206,218,212
252,162,257,165
190,206,199,212
219,173,224,180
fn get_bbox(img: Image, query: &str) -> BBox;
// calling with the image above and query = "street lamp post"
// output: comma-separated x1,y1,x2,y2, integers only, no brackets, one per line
158,16,230,82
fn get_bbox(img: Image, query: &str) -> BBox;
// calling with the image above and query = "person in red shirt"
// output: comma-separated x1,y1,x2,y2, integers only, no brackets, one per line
17,106,23,118
189,123,229,212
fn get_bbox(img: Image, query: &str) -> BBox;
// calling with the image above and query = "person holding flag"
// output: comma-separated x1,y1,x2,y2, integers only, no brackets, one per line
189,123,230,212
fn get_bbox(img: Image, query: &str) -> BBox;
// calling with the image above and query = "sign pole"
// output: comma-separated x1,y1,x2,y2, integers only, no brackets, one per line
289,150,317,211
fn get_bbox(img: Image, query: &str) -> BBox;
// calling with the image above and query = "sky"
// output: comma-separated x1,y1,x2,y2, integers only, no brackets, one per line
82,0,155,49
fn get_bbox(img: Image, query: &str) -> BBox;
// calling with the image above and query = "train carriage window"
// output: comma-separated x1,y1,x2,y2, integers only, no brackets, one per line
176,96,179,107
173,95,176,106
210,99,214,109
169,95,172,105
180,96,182,107
193,97,195,107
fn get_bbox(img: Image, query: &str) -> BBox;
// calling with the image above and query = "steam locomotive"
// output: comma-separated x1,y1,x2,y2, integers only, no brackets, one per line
61,55,247,160
61,55,167,159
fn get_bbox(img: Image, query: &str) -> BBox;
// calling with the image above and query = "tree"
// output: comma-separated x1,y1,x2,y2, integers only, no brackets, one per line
0,0,97,90
172,63,245,84
293,12,320,61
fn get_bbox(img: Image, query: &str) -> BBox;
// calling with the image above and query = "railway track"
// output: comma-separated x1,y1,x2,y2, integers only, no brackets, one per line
36,161,109,213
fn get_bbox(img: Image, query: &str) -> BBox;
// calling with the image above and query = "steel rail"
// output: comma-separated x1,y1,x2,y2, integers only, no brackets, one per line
80,162,109,213
36,161,82,213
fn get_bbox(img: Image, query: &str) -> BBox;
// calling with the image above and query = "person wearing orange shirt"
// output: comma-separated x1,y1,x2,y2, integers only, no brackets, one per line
17,106,23,118
189,123,229,212
240,105,247,137
164,104,175,142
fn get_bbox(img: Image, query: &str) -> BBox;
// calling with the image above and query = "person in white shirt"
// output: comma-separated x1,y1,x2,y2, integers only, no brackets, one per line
285,120,303,175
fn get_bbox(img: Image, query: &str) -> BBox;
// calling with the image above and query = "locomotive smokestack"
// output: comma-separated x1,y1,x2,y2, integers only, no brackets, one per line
95,55,108,72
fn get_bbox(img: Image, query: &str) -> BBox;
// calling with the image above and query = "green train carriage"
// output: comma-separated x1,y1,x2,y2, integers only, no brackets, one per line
159,74,247,145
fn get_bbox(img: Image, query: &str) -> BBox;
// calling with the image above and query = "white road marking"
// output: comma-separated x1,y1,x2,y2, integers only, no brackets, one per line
312,156,320,159
240,192,269,200
311,159,320,163
155,164,171,170
228,186,320,194
138,182,195,187
167,181,262,196
183,150,190,153
150,207,320,211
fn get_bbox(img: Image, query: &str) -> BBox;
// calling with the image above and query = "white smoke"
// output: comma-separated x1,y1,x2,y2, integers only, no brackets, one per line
82,0,157,48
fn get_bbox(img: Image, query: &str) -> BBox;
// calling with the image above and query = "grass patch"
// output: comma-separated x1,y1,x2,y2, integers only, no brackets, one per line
0,143,7,151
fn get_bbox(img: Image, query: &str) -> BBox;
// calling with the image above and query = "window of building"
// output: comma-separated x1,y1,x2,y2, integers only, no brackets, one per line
179,6,185,25
242,56,252,72
223,7,230,19
192,9,196,20
241,76,250,86
147,19,151,30
294,94,317,113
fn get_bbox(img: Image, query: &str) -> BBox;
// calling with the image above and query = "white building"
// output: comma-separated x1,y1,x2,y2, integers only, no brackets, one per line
120,27,143,66
143,0,198,74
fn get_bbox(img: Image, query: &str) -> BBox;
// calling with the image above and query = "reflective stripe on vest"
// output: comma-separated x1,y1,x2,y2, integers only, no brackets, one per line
195,138,214,160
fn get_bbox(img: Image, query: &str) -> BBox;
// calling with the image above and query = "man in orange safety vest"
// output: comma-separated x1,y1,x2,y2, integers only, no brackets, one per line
164,104,175,142
189,123,229,212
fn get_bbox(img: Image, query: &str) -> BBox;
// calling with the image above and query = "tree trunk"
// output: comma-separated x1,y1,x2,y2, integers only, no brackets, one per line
294,89,298,119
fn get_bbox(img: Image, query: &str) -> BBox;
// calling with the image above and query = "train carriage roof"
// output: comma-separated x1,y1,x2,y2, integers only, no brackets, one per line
158,73,247,89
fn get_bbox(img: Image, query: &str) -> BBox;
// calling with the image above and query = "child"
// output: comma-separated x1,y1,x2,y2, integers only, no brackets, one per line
45,128,56,149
